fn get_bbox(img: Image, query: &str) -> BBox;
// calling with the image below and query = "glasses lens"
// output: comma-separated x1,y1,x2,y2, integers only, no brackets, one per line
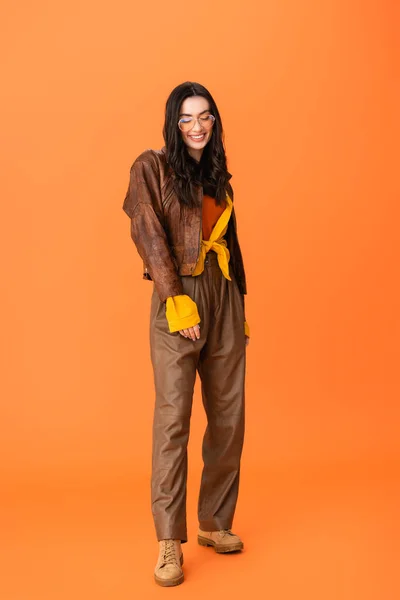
179,118,194,132
200,115,215,129
178,115,215,132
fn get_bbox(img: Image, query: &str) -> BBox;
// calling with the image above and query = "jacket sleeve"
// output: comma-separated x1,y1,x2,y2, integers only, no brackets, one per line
227,183,249,337
122,156,184,303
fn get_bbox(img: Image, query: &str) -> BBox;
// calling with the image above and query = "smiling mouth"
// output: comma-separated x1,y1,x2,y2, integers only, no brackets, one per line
189,133,206,141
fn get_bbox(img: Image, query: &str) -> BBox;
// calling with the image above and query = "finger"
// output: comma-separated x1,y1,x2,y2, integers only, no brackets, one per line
193,324,201,339
179,329,188,337
187,327,197,341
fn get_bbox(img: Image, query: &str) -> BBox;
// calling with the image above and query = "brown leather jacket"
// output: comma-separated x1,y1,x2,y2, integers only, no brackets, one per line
122,146,248,308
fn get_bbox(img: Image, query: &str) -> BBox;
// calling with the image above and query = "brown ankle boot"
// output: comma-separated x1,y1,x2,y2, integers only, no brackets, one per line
198,528,244,553
154,539,184,587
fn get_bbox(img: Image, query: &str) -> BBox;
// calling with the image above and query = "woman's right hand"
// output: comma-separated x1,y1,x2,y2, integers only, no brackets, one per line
179,324,201,341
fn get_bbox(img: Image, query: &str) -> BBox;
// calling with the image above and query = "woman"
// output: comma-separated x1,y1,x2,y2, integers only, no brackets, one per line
122,81,250,587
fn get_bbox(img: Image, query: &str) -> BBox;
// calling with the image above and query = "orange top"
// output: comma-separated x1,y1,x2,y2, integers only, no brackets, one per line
202,194,226,241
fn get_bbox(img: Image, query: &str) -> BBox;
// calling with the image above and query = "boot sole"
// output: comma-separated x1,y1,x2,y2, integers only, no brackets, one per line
154,553,184,587
198,536,244,553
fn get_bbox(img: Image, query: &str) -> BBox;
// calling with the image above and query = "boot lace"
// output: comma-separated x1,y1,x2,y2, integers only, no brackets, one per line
219,528,234,538
162,539,178,565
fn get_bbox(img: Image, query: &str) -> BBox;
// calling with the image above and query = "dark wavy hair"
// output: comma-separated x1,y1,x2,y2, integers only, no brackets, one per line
162,81,232,209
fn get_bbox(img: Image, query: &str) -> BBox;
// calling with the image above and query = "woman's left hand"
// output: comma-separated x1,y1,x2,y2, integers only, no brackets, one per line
245,335,250,347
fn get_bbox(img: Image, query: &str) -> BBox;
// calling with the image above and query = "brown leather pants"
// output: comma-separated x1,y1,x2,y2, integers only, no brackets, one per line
149,250,246,544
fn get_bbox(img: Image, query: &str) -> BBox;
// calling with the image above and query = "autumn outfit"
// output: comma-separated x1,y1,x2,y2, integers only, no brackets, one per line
122,146,248,554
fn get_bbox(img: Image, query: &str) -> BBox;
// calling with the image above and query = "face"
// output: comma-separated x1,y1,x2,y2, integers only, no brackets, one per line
178,96,214,162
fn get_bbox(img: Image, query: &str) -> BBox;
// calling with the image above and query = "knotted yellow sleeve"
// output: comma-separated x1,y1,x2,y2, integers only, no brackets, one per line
165,295,201,333
244,321,250,337
192,193,233,281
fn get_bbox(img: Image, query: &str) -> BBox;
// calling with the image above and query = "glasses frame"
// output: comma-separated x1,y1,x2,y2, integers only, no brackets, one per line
177,114,216,132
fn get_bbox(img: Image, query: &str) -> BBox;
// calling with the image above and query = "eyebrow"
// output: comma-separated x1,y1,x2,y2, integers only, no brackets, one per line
178,109,211,117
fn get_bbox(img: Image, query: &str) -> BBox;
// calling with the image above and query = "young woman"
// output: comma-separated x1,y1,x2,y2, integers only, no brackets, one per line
122,81,250,587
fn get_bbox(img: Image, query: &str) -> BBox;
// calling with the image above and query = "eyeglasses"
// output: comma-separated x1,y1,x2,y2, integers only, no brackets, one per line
178,114,216,132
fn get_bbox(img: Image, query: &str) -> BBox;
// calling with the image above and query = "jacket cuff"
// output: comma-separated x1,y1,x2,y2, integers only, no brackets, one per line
166,295,201,333
244,320,250,337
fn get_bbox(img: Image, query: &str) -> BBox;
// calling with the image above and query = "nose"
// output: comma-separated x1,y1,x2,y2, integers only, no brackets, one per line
191,118,204,132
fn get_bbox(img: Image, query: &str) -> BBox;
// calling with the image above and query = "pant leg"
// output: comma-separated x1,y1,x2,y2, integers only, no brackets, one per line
149,274,211,544
197,251,246,531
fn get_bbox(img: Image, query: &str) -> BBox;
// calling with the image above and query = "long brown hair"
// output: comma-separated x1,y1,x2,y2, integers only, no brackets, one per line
162,81,232,209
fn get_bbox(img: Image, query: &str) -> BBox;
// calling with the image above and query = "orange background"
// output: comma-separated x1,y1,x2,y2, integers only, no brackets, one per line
1,1,399,598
